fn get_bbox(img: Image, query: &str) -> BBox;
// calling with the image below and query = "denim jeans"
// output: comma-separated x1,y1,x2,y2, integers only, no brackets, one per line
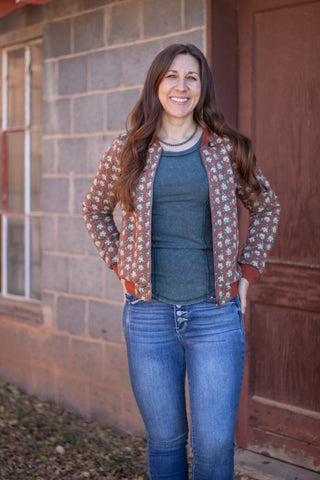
122,294,245,480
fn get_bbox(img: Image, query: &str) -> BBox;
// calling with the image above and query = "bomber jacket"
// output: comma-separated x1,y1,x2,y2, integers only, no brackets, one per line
82,130,280,306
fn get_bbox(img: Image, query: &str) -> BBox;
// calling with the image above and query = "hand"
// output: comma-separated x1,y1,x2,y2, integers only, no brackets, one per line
121,279,127,302
238,277,249,314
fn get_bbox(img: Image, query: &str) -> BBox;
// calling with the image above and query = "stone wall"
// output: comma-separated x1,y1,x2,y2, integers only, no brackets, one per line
0,0,206,434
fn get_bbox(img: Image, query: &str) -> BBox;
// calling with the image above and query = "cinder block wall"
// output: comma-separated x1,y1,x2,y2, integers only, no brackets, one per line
0,0,206,434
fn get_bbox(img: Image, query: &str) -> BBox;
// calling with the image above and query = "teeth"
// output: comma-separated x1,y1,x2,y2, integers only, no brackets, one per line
171,97,188,103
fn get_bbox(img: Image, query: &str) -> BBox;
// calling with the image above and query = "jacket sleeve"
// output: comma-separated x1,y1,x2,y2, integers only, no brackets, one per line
234,164,280,279
82,134,125,269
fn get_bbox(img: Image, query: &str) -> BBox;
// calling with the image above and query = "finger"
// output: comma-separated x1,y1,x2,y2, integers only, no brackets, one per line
240,295,246,315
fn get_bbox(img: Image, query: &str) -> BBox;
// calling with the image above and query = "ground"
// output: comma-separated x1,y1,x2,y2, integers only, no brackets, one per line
0,378,254,479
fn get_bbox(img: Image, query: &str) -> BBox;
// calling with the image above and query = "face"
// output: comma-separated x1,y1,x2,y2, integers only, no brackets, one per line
158,54,201,122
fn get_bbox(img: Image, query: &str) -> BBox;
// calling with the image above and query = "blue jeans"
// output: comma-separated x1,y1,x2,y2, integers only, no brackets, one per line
122,294,245,480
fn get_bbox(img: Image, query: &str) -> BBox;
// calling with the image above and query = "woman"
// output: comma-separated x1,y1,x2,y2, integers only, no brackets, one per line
83,44,280,479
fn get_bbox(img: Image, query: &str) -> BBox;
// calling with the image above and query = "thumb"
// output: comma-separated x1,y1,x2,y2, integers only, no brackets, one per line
238,277,249,314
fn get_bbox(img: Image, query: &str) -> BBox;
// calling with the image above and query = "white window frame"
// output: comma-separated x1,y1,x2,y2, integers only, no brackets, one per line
1,41,42,299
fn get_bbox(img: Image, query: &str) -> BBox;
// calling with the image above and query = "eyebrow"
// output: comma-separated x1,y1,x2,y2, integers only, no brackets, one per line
167,69,200,76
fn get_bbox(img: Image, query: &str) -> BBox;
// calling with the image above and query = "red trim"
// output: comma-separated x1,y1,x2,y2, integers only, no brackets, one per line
0,0,51,19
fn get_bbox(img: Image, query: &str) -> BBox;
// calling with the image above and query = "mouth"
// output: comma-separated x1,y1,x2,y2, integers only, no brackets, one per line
170,96,189,104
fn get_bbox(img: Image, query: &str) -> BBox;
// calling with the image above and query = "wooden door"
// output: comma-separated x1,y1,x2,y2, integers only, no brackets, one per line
235,0,320,471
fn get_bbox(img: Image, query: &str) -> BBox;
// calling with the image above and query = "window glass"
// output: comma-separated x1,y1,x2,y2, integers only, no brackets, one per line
31,131,41,211
31,44,42,127
7,216,25,296
1,42,42,299
7,131,24,212
8,49,25,128
31,216,41,299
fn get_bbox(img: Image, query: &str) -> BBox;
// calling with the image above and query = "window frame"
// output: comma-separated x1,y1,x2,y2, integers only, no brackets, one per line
1,40,42,299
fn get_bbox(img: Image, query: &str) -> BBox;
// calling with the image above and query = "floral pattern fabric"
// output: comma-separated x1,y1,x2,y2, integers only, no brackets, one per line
82,132,280,305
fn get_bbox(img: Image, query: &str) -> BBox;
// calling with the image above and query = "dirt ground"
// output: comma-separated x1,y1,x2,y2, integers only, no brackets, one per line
0,378,254,479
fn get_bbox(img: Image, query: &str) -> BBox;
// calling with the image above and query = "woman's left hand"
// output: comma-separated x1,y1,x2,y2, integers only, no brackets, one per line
238,277,249,314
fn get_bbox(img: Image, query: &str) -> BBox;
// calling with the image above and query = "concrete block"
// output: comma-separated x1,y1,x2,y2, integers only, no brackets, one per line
42,178,69,213
31,365,56,403
162,29,204,52
185,0,205,29
88,300,123,343
0,322,17,360
107,88,140,131
41,292,56,329
0,358,34,397
74,177,92,214
4,325,43,364
58,55,87,95
104,344,130,388
42,138,56,174
55,372,89,417
142,0,181,38
73,93,104,133
57,216,89,255
43,61,57,99
43,19,71,59
122,41,161,86
74,10,104,53
43,99,71,135
51,0,83,18
41,214,56,251
71,338,103,381
57,137,87,174
42,333,70,370
42,253,69,292
88,382,122,428
89,48,121,90
87,134,111,173
103,265,123,303
57,296,86,335
41,291,55,311
70,256,104,297
107,1,140,45
83,0,113,9
121,391,145,435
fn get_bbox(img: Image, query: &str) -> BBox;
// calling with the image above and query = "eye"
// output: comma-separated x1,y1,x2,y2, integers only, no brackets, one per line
187,75,198,81
166,74,176,79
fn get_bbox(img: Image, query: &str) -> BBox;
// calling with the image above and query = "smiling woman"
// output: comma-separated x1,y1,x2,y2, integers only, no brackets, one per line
82,43,280,479
157,54,201,146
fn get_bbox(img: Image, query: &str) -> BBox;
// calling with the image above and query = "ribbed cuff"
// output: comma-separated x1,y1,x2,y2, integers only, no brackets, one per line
240,264,260,284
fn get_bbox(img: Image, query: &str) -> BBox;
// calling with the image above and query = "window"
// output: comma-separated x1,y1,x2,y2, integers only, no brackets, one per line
0,41,42,299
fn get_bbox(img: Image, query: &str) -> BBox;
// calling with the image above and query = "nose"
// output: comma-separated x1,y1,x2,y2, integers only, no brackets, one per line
176,75,187,91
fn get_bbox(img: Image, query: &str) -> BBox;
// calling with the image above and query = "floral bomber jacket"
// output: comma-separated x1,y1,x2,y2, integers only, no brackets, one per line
82,131,280,306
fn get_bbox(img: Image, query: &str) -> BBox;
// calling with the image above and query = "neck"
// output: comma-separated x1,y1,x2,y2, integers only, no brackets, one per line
158,116,196,143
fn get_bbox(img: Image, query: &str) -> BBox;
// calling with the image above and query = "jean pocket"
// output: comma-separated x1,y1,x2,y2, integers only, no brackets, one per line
125,292,143,305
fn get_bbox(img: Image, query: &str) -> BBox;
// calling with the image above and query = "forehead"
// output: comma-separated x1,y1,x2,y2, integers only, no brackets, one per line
168,54,200,74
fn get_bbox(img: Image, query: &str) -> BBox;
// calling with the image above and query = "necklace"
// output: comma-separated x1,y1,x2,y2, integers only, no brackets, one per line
158,124,198,147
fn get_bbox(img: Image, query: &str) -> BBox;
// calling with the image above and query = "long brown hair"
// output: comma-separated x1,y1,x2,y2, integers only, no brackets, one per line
116,43,265,212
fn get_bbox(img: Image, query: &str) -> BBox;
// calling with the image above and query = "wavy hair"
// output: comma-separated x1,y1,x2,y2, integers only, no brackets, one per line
116,43,265,212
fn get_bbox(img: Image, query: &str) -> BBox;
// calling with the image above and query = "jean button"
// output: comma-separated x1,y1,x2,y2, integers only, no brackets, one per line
177,310,182,316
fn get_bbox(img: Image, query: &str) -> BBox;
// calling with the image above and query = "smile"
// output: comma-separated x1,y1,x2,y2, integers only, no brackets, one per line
170,97,189,103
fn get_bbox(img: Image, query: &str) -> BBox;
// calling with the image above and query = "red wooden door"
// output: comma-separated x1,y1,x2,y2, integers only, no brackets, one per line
235,0,320,471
